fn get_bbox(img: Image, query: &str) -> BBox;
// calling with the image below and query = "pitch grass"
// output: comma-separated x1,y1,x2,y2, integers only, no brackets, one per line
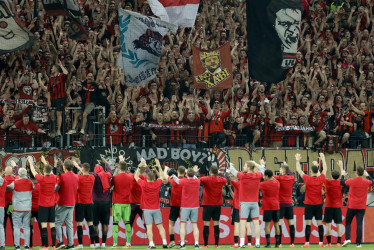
4,245,373,249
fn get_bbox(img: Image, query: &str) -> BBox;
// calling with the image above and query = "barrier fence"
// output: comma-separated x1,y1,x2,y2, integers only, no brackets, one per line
0,133,372,151
5,207,374,246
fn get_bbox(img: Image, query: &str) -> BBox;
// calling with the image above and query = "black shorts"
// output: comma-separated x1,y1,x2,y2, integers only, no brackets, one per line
203,206,221,222
305,204,323,220
323,207,342,224
169,206,180,222
31,211,38,219
75,203,93,222
279,206,294,220
93,201,110,226
51,98,67,111
263,210,280,223
231,208,252,225
38,205,55,223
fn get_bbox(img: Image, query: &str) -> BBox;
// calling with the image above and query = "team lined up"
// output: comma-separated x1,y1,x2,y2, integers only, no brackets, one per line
0,152,373,249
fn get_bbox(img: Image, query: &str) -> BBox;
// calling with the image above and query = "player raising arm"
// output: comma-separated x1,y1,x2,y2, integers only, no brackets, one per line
296,153,327,248
135,158,168,249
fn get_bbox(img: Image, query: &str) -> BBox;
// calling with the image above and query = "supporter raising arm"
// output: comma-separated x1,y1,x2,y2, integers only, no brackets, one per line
135,158,168,249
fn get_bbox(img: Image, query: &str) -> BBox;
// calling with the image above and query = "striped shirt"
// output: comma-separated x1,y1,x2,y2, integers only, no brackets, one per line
48,73,67,100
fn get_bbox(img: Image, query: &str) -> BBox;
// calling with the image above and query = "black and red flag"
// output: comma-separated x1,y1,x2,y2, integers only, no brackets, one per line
247,0,303,83
42,0,88,40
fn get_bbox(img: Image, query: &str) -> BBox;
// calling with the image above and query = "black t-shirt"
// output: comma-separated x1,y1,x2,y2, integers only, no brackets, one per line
81,81,99,105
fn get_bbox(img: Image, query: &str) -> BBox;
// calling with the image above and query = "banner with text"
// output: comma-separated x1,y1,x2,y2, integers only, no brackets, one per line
193,43,233,90
79,147,216,175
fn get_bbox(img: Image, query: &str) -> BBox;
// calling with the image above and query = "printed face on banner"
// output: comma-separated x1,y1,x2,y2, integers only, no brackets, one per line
195,49,231,89
274,8,301,69
0,0,28,50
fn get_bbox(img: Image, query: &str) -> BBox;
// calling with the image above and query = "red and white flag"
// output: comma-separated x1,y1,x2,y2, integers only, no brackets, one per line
148,0,200,27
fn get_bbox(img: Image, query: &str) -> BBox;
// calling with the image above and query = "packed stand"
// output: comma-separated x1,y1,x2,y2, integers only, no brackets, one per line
0,0,374,150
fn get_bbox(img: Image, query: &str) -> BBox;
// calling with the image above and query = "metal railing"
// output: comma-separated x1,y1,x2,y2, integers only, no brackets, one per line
0,133,371,151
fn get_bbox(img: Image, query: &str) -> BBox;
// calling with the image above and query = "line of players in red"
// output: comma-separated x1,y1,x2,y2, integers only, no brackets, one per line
1,153,373,249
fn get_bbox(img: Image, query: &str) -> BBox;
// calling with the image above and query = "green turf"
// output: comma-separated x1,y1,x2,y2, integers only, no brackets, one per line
4,244,370,249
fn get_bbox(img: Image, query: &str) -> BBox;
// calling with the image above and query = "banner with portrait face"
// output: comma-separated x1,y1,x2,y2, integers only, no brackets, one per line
192,43,233,90
247,0,303,83
0,0,35,55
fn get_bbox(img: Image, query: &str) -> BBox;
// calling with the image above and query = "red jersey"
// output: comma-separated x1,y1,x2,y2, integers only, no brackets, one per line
0,177,7,207
106,118,122,145
35,174,58,207
137,178,162,209
77,175,95,204
169,176,186,207
237,172,263,202
363,110,370,134
324,179,343,208
345,177,372,209
179,178,201,208
14,120,39,133
201,175,227,206
57,171,79,206
337,112,354,133
19,84,33,99
31,183,40,212
4,176,16,206
112,173,133,204
210,110,231,133
130,175,145,204
48,73,67,100
309,111,328,132
231,180,240,209
274,175,295,204
259,180,280,210
303,174,325,205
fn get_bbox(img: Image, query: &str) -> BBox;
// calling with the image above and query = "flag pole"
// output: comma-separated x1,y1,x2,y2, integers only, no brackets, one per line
47,16,59,50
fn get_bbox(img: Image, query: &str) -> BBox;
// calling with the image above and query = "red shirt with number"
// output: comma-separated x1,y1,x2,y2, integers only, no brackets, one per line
0,177,7,207
130,175,145,204
31,183,40,212
231,180,240,209
179,178,201,208
169,176,186,207
259,180,280,210
237,172,263,202
325,179,343,208
137,178,163,209
303,174,325,205
200,175,227,206
345,177,372,209
57,171,79,206
77,174,95,204
35,174,59,207
274,175,295,204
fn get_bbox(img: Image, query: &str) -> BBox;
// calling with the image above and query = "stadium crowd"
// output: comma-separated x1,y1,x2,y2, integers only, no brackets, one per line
1,0,374,150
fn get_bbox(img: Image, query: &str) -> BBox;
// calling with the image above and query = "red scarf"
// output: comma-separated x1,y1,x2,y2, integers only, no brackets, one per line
94,165,110,193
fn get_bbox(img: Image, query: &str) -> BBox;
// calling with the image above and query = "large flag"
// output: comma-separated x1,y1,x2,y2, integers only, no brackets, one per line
192,43,233,90
247,0,303,83
117,8,177,86
148,0,200,27
0,0,35,55
42,0,88,40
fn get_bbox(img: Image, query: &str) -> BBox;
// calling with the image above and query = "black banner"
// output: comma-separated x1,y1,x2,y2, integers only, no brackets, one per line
80,147,218,175
247,0,303,83
42,0,88,40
